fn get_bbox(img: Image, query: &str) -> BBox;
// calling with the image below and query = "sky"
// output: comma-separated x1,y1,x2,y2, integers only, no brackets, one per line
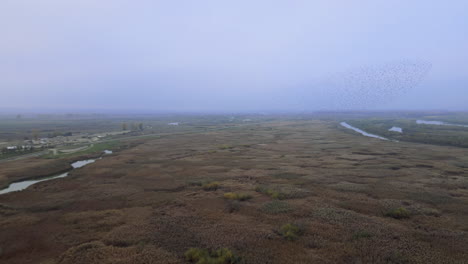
1,0,467,113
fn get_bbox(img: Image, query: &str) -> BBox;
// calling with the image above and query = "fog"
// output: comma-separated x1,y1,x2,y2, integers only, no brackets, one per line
1,0,467,113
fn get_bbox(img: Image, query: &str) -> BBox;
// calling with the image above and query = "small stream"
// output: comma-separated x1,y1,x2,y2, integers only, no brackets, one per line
416,120,468,128
0,150,112,195
340,122,389,141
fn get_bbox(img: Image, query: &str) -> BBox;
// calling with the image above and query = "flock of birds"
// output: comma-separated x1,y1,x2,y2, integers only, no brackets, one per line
309,60,432,110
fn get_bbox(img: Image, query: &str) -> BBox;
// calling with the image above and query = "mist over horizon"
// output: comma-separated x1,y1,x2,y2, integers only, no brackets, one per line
1,1,467,112
2,3,468,261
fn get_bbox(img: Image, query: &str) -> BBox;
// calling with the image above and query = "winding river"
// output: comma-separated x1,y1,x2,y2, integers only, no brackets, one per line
0,150,112,195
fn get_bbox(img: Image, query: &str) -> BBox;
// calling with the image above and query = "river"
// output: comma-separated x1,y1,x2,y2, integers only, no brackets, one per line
340,122,389,141
0,150,112,195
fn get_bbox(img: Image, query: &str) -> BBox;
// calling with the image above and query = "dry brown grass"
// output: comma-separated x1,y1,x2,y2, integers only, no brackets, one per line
0,120,468,263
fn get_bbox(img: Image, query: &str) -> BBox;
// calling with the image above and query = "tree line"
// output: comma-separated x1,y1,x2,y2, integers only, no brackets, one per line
121,122,144,131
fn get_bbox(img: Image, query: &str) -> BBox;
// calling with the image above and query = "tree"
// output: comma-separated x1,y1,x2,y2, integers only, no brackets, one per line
16,114,22,119
122,123,128,131
138,123,144,130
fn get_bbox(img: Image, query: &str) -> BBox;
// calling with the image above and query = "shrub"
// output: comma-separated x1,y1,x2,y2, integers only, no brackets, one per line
352,231,372,240
223,192,252,201
218,145,234,150
421,208,441,217
202,182,220,191
255,185,284,199
385,207,410,219
279,223,304,241
261,201,293,214
185,248,241,264
255,185,308,200
188,180,204,187
272,173,304,179
185,248,209,262
225,200,241,213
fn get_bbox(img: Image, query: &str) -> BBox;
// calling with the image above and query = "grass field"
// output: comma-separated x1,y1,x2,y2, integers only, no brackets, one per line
0,114,467,263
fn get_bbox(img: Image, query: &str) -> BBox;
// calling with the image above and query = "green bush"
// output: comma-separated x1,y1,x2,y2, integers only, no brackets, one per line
202,182,220,191
255,185,308,200
352,231,372,240
185,248,209,263
255,185,284,199
385,207,410,219
279,223,304,241
260,201,293,214
185,248,241,264
223,192,252,201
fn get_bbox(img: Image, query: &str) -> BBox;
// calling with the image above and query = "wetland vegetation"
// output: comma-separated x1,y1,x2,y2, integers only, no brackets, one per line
0,112,468,263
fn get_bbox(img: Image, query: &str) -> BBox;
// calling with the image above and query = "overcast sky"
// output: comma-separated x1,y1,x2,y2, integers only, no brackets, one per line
1,0,467,112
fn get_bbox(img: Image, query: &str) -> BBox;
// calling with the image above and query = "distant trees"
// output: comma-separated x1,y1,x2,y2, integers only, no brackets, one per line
1,145,36,155
46,131,71,138
122,122,143,131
